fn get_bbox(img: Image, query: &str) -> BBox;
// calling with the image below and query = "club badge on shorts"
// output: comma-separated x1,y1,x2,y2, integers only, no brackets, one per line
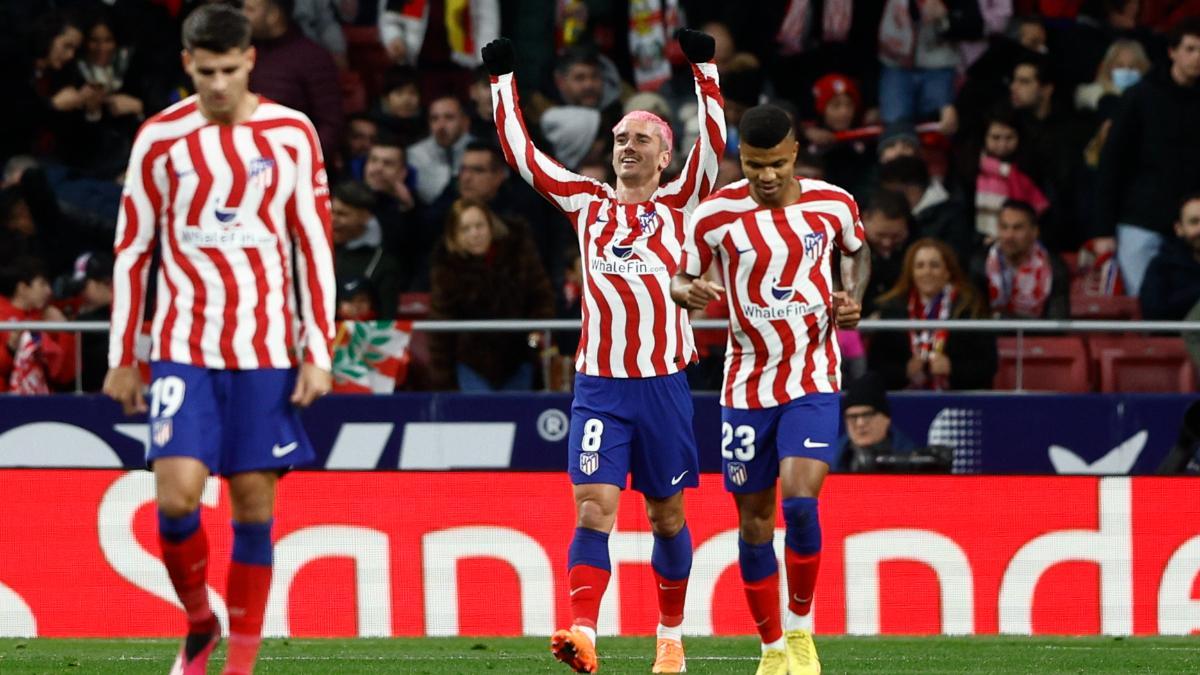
152,419,173,446
728,461,747,486
580,449,599,476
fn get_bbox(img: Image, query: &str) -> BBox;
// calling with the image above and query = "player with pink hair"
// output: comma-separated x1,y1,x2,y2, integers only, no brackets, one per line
484,30,725,674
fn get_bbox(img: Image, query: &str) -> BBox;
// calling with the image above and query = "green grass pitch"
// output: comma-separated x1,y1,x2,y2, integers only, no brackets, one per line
1,636,1197,673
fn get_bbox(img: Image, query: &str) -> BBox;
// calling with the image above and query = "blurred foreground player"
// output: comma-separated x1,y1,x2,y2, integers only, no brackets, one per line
672,104,870,675
102,6,335,674
483,30,725,674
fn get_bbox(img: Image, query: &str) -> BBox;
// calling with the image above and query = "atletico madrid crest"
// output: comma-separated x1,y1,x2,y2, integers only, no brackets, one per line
728,461,747,486
152,419,173,447
579,451,599,476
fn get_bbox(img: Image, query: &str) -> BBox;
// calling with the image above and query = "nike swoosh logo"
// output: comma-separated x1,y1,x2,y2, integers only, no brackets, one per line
658,583,681,591
670,471,689,485
755,617,770,626
272,441,299,458
803,438,829,449
792,594,812,603
736,247,753,255
570,586,592,596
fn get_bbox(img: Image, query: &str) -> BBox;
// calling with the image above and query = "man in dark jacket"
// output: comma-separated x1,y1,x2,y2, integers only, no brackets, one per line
1141,193,1200,320
331,182,402,319
862,189,912,315
243,0,343,155
879,155,974,263
1097,18,1200,296
835,372,919,472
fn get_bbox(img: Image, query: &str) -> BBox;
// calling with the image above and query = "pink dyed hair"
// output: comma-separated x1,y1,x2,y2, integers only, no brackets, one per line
613,110,674,151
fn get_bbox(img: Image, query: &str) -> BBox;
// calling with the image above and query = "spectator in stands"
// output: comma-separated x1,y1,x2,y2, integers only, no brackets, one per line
371,65,426,147
291,0,347,68
466,66,497,144
377,0,498,99
1140,193,1200,320
362,134,428,289
537,45,624,170
970,108,1050,244
7,11,87,162
72,10,161,177
243,0,343,155
67,251,113,392
0,164,94,278
407,95,473,205
331,181,402,319
335,276,378,321
879,155,974,262
1008,51,1087,251
0,256,75,394
1056,0,1164,96
863,189,914,316
1075,38,1152,111
876,0,975,130
1097,17,1200,296
338,112,378,180
804,73,874,199
971,199,1070,319
868,238,997,390
429,198,554,391
877,122,923,164
835,371,919,472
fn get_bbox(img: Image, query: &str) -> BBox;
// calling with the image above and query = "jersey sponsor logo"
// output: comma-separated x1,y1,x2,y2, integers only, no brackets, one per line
590,244,668,277
727,461,747,486
804,231,826,261
770,278,795,302
611,244,635,260
179,227,279,249
214,207,239,225
740,301,822,320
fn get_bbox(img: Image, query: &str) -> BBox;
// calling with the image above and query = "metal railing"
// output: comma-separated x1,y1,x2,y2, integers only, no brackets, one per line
5,319,1199,394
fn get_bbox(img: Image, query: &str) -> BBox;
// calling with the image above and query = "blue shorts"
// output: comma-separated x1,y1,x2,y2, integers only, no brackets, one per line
567,371,699,498
146,361,316,476
721,393,840,493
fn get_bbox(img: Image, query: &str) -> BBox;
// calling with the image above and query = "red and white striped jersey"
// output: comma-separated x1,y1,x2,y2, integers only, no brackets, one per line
109,96,336,372
682,178,866,408
491,62,725,378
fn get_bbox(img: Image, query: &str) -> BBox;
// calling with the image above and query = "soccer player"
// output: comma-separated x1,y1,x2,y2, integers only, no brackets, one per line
671,104,870,675
482,32,725,674
101,6,334,674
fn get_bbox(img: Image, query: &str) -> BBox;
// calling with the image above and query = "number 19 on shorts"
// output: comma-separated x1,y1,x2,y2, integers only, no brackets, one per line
722,422,756,461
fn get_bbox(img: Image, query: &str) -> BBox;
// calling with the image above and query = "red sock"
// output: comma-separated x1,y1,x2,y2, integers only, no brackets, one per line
653,570,688,628
785,549,821,616
222,561,272,674
160,529,216,634
567,564,610,631
742,572,782,644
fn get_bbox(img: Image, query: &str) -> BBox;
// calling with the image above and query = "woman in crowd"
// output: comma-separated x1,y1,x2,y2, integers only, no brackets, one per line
1074,38,1152,111
868,238,997,390
429,199,555,391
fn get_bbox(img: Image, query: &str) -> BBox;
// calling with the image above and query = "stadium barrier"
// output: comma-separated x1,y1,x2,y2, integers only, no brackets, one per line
1,471,1198,638
0,391,1194,474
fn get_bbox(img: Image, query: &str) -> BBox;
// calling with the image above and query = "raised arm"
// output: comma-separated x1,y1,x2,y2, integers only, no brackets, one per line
482,38,605,217
655,29,726,212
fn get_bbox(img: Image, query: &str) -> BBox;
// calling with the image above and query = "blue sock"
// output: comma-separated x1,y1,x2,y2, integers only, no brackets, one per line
567,527,611,572
158,508,201,543
782,497,821,555
737,537,778,582
231,520,273,566
651,523,693,581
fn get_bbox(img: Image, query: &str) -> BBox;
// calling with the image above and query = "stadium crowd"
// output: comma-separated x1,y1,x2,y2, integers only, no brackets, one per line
1,0,1199,394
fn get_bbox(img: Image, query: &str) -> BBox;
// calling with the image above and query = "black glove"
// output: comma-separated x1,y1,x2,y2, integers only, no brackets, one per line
481,38,516,76
677,28,715,64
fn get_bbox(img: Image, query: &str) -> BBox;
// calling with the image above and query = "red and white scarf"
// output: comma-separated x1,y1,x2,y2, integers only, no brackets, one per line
9,332,50,394
908,284,954,390
627,0,682,91
777,0,854,55
985,243,1053,318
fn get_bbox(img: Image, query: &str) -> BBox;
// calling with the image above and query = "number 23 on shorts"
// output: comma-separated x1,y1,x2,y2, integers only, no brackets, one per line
722,422,756,461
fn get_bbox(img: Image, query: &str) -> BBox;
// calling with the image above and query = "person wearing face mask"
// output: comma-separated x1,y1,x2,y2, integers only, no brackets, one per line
868,238,997,390
1076,39,1152,111
427,198,554,392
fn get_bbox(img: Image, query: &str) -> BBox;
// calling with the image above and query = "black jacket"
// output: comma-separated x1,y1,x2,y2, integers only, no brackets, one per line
1096,68,1200,238
1140,238,1200,320
867,294,998,391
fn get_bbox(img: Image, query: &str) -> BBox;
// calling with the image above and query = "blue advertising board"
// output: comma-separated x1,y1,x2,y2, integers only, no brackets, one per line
0,393,1194,474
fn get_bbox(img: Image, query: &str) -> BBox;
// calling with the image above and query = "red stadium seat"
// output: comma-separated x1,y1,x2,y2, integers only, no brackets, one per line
994,336,1092,392
1070,293,1141,320
1096,337,1197,393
